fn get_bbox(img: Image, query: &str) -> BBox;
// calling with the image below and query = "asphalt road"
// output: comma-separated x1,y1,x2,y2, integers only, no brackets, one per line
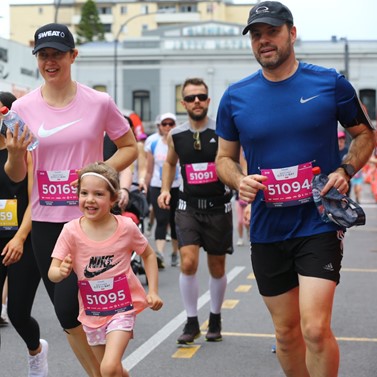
1,187,376,377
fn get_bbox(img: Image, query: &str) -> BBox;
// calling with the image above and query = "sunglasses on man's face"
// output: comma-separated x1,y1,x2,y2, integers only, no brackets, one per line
183,94,208,103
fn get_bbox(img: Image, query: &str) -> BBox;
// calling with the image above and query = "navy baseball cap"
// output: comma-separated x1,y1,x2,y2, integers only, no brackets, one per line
32,23,75,55
242,1,294,35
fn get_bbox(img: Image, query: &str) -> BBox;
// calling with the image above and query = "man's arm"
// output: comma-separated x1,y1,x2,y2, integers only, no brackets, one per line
215,138,243,191
325,124,375,195
338,125,375,174
216,137,267,203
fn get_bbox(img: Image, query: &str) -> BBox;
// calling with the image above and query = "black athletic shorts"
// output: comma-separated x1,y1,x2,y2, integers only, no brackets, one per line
175,208,233,255
251,231,344,297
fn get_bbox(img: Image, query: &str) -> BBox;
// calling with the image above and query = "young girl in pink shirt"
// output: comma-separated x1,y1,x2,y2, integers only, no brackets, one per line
48,162,163,377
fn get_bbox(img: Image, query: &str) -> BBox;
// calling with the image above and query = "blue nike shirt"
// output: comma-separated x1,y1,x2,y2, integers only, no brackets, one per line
216,62,359,242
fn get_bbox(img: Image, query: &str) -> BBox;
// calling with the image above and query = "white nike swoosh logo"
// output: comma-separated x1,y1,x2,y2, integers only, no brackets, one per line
38,119,81,138
300,95,320,104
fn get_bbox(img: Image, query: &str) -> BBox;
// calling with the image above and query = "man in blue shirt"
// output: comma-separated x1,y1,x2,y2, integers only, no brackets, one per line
215,1,375,376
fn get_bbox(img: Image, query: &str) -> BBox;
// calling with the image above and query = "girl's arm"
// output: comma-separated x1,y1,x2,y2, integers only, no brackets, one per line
48,254,73,283
140,244,163,311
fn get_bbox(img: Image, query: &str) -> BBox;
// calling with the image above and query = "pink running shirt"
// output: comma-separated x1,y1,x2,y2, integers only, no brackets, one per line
51,215,149,328
12,83,130,222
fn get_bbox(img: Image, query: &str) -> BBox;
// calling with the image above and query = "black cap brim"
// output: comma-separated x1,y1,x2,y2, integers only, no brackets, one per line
32,42,72,55
242,17,286,35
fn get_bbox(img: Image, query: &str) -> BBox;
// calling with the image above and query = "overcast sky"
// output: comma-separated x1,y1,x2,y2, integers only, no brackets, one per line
1,0,376,41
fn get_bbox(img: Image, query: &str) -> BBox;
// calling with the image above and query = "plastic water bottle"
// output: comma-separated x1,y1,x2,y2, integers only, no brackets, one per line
311,167,330,223
0,106,39,151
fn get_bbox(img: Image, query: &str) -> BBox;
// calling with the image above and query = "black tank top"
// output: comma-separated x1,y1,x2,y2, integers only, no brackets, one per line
171,119,229,199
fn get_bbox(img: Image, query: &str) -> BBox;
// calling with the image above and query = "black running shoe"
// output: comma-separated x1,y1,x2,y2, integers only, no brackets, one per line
171,252,179,267
177,317,201,345
205,312,222,342
155,251,165,269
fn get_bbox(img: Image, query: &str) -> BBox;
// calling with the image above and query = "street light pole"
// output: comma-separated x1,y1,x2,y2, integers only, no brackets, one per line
340,37,349,79
344,38,349,80
113,11,162,104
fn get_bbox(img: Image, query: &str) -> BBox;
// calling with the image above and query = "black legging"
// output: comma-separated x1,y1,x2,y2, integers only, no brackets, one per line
31,221,80,330
0,236,41,351
149,186,179,240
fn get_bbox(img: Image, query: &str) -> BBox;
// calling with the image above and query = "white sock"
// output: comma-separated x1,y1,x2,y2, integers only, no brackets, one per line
209,275,227,314
179,273,199,317
1,303,7,317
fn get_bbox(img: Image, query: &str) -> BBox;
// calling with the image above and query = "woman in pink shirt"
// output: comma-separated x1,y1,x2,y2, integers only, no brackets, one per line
5,23,138,376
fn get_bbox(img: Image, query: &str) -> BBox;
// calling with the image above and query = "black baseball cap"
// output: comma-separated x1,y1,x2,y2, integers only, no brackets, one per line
242,1,293,35
32,23,75,55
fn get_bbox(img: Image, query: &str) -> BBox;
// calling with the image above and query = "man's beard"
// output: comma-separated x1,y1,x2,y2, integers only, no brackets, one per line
188,107,208,121
254,38,292,70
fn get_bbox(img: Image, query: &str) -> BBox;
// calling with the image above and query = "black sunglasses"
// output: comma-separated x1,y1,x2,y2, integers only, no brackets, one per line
183,94,208,103
160,122,175,127
193,131,201,151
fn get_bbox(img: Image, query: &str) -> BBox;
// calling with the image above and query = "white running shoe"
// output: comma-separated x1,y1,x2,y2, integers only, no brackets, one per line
1,305,9,325
0,311,9,326
236,239,244,246
28,339,48,377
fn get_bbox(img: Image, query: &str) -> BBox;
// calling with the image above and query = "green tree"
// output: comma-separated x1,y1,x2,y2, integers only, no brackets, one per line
76,0,105,44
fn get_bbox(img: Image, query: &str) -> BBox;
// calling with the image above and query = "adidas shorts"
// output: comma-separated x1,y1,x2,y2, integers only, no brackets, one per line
175,208,233,255
250,231,344,297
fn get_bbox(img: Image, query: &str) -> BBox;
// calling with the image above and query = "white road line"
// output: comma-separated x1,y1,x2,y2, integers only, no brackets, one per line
123,266,246,371
362,203,377,208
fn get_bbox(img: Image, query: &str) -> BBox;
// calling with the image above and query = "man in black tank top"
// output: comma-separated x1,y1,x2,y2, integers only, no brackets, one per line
158,78,233,345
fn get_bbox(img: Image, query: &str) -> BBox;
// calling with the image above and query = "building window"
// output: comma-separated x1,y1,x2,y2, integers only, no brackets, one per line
38,7,43,14
98,6,112,15
359,89,376,122
180,4,197,12
142,24,148,31
103,24,112,33
175,85,186,115
141,5,149,14
93,85,107,92
133,90,150,121
121,6,127,14
158,5,176,12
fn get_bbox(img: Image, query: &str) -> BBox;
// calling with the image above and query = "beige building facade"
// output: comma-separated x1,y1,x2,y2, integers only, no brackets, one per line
3,2,377,131
9,0,255,46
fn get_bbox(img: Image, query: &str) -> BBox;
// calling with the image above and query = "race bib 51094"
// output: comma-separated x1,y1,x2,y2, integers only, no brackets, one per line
261,162,314,208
